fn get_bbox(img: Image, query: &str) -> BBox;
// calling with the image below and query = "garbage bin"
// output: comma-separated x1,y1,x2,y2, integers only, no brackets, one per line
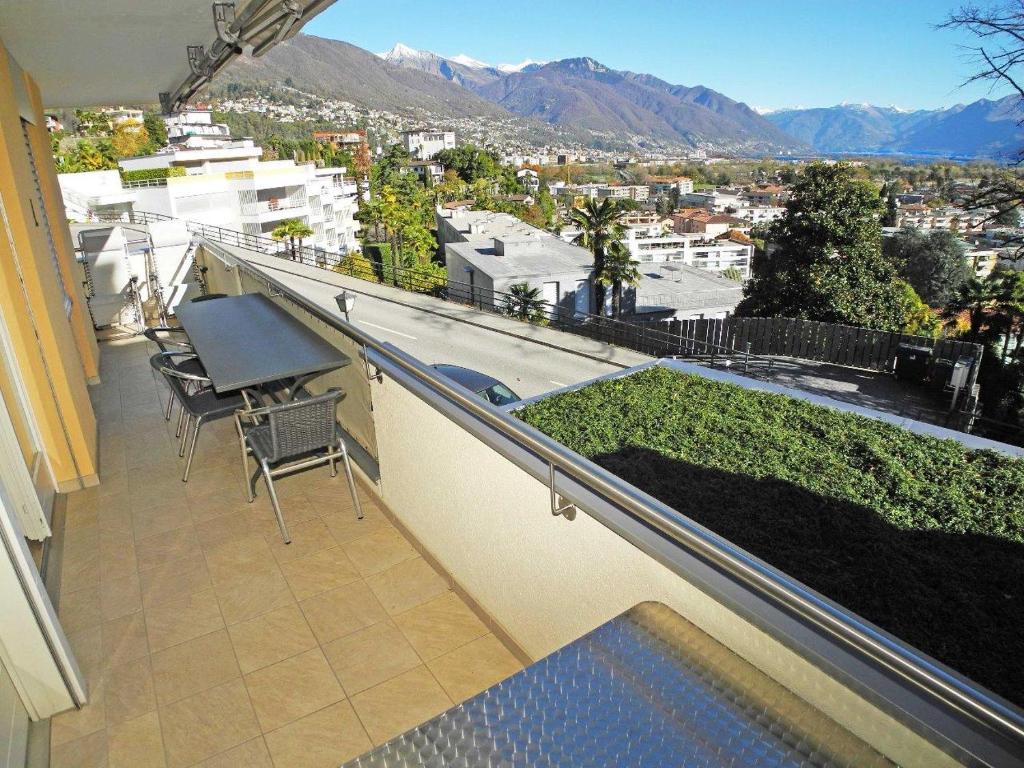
894,343,932,383
930,358,954,392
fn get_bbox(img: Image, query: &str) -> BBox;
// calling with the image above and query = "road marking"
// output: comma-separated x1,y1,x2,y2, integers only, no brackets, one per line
357,321,417,340
549,380,567,387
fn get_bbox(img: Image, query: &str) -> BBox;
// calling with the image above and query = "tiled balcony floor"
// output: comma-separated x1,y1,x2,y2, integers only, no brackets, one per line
51,337,524,768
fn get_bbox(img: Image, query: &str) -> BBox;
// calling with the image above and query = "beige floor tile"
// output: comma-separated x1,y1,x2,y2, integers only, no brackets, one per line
138,553,211,608
99,574,142,622
319,504,389,545
187,488,251,524
159,679,260,768
97,504,133,535
264,700,371,768
203,534,277,586
107,711,166,768
192,738,273,768
213,567,294,625
102,612,151,666
279,546,360,601
59,586,103,634
144,589,224,653
99,529,138,583
49,729,108,768
365,557,449,616
151,629,240,705
50,692,107,748
349,666,452,745
135,527,199,572
243,648,345,733
227,604,317,674
393,592,489,661
340,526,417,577
268,517,336,564
426,634,522,704
323,620,421,695
194,510,257,552
62,547,101,593
131,503,190,542
104,656,157,725
67,626,105,683
299,581,388,645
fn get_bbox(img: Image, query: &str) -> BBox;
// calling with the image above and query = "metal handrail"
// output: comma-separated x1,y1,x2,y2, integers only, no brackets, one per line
199,238,1024,757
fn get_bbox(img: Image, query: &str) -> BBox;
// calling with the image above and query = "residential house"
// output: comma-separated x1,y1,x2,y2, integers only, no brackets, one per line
517,167,540,193
163,108,231,144
437,208,593,316
648,175,694,196
401,128,456,160
400,159,445,186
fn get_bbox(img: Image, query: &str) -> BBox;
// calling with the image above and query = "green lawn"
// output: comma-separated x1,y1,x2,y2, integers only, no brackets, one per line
517,366,1024,706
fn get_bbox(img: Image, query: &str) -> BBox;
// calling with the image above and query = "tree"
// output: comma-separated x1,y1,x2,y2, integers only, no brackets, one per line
879,181,899,227
502,283,548,322
110,120,150,159
737,162,913,332
883,227,970,307
721,266,745,282
943,276,997,342
570,198,629,315
142,112,167,153
597,241,642,319
271,219,314,260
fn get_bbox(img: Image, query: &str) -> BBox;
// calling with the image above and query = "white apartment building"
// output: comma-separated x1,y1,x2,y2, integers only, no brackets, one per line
401,129,455,160
622,221,753,279
163,108,232,144
58,169,137,220
598,184,650,202
648,176,694,196
733,205,786,225
680,189,747,213
62,144,361,256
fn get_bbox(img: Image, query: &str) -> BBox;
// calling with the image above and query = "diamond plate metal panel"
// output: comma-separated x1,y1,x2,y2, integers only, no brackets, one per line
343,602,893,767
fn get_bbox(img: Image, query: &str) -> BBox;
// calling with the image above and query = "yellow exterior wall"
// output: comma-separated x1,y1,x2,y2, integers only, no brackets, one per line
24,77,100,384
0,38,98,489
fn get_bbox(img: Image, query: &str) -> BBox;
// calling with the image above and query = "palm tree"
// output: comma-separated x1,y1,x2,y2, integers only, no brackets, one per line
570,198,627,314
271,219,314,261
943,277,997,342
597,241,642,319
502,282,547,322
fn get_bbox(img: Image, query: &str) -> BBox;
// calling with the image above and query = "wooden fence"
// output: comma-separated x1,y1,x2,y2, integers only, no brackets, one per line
660,316,983,374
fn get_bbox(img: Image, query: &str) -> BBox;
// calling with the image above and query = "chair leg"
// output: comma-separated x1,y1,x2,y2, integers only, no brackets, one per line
179,415,191,456
262,461,290,544
338,440,363,520
176,402,187,438
164,390,174,421
239,436,253,503
182,417,202,482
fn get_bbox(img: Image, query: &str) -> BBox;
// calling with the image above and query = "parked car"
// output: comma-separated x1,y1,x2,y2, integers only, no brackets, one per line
431,364,521,406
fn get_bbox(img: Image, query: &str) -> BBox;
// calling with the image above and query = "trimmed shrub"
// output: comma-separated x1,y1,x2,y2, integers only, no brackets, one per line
119,167,186,182
518,366,1024,706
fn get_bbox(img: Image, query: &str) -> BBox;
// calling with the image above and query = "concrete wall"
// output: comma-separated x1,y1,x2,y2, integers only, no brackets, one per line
366,368,958,768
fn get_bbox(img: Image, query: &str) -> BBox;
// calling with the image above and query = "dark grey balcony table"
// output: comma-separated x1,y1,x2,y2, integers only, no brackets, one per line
174,293,351,394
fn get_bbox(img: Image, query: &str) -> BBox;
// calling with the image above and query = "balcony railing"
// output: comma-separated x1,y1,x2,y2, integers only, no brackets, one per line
188,238,1024,767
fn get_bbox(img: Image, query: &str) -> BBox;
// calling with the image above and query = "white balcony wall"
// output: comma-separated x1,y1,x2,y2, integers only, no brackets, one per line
365,371,956,768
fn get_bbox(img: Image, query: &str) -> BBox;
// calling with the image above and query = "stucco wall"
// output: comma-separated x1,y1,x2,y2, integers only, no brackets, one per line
368,370,957,767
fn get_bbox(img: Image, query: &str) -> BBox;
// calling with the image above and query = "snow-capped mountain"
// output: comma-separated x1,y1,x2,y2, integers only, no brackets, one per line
497,59,547,74
449,54,489,69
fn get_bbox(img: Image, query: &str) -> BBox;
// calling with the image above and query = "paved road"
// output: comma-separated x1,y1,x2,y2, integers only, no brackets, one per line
228,249,650,400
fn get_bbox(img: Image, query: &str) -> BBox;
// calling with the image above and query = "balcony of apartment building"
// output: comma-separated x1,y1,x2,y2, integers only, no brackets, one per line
3,8,1024,768
37,236,1023,767
238,186,310,224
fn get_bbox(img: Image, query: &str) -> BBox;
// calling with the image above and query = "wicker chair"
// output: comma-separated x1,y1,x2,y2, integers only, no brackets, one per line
235,389,363,543
144,327,205,424
150,352,254,482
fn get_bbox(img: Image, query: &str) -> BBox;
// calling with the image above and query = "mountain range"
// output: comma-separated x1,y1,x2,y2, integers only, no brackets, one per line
220,35,1024,158
765,100,1024,158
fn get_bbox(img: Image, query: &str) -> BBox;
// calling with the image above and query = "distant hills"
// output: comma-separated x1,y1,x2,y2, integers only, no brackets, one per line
765,99,1024,159
219,34,1024,159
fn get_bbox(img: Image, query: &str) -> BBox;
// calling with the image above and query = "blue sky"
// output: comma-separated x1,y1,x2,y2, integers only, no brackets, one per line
305,0,1010,111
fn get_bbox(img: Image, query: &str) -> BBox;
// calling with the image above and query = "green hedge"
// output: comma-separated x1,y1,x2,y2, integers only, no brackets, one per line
119,167,186,182
517,366,1024,706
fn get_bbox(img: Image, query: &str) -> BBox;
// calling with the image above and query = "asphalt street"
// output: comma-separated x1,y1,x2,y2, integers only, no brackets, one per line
231,249,650,400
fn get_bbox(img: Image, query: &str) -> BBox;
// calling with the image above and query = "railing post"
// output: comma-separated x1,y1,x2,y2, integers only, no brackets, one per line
744,342,751,374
